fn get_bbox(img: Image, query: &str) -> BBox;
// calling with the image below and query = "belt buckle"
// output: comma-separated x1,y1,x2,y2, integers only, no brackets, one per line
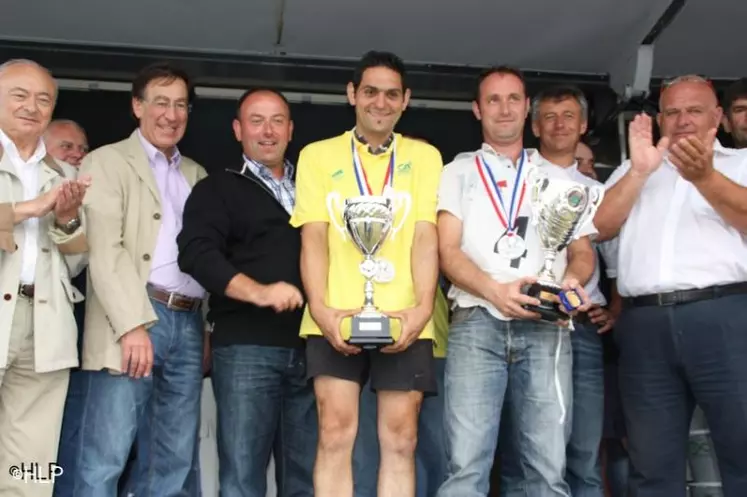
657,292,677,306
167,291,179,310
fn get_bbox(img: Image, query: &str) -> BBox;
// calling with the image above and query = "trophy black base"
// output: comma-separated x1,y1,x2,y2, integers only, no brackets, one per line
521,281,579,323
347,314,394,350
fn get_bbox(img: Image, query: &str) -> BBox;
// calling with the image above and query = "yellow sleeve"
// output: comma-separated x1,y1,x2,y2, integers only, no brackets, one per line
414,146,444,224
290,145,330,227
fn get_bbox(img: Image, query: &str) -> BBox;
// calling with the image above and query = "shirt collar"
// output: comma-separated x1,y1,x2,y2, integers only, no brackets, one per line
353,128,394,155
481,143,538,167
137,129,181,168
0,128,47,165
242,155,295,181
533,151,579,172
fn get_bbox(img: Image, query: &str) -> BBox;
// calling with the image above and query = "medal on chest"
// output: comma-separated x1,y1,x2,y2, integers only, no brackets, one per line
474,152,528,260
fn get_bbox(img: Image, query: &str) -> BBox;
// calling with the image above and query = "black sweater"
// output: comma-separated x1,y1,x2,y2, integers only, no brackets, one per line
177,166,304,349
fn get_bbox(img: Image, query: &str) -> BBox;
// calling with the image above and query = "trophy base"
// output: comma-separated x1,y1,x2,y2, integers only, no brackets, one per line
521,281,582,323
347,313,394,350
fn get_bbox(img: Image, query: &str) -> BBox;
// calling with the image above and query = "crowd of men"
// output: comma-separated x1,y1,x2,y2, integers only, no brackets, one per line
0,51,745,497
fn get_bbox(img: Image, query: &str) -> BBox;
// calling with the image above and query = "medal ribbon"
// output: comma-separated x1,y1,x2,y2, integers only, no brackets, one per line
474,151,527,233
352,136,395,196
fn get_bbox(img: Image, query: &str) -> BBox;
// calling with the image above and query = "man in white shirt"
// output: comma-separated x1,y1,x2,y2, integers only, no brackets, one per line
435,67,595,497
498,85,616,497
0,59,89,497
594,74,747,497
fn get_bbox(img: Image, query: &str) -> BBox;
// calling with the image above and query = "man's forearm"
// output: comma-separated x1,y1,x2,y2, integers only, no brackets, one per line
301,223,330,311
410,222,438,314
13,200,39,225
594,171,648,241
694,171,747,233
564,239,595,286
225,273,264,304
439,246,497,302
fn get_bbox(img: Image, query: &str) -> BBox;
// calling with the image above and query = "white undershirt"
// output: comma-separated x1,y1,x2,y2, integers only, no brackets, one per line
0,130,46,285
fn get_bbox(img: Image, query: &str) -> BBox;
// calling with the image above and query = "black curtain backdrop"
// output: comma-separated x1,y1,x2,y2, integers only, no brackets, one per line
53,89,491,171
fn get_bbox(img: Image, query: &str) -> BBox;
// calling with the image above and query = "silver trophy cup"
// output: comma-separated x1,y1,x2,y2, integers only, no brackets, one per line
521,169,604,322
336,196,396,348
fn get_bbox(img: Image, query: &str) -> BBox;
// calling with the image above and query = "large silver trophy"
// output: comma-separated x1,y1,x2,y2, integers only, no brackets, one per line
327,193,410,348
520,168,604,322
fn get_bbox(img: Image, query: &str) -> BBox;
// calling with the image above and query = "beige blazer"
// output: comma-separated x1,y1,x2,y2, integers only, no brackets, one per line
79,131,207,372
0,146,88,373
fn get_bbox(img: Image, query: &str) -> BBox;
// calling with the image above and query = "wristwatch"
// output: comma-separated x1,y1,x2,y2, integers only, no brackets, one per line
56,217,81,235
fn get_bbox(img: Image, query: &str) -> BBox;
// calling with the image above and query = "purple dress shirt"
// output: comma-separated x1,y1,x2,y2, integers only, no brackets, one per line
138,130,205,299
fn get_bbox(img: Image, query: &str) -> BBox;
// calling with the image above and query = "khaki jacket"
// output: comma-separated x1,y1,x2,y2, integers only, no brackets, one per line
0,146,87,373
80,131,207,372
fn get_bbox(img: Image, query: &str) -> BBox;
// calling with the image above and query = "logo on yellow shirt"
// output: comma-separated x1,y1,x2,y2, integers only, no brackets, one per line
397,162,412,174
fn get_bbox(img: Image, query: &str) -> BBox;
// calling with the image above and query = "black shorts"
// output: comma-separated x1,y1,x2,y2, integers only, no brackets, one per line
305,336,437,394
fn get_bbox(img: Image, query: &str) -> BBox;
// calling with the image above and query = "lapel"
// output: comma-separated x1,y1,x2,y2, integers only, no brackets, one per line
125,131,161,206
181,158,199,187
0,143,64,193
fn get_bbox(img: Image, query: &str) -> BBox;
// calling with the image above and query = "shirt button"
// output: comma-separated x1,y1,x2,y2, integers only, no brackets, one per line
3,294,11,301
143,254,151,261
153,213,161,220
41,248,50,253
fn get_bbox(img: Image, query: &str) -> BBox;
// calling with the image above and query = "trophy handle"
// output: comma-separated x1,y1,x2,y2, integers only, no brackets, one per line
389,191,412,240
525,166,546,227
326,192,347,240
577,185,605,236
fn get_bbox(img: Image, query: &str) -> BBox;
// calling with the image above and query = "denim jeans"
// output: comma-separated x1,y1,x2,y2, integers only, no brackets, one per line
353,358,447,497
211,344,317,497
500,321,604,496
436,306,572,497
616,294,747,497
565,322,605,497
74,300,204,497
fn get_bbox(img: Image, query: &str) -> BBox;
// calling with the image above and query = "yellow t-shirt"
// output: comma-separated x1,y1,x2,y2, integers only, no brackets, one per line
290,130,443,342
432,286,449,358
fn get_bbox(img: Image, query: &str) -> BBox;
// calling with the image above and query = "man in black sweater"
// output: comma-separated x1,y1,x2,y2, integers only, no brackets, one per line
177,88,316,496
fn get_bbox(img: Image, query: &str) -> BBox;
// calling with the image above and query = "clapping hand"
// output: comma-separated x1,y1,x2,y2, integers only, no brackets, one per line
628,114,670,177
668,129,718,184
54,175,92,224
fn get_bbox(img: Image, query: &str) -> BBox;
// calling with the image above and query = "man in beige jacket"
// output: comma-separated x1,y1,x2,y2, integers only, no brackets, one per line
0,59,89,497
76,62,207,497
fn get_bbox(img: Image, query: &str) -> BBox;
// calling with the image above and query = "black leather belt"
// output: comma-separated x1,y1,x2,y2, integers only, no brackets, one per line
146,284,201,312
18,284,34,298
623,282,747,308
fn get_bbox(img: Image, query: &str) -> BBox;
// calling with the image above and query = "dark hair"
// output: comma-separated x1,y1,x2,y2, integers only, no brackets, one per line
351,51,408,91
723,78,747,115
131,62,195,103
530,85,589,121
474,66,526,101
236,87,291,118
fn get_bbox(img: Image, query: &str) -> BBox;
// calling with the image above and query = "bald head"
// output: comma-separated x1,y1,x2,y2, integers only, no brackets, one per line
45,119,89,166
0,59,58,149
657,75,722,143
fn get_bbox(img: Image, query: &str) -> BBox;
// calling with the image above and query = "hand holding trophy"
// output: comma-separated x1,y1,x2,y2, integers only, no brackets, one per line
519,168,604,322
327,192,411,349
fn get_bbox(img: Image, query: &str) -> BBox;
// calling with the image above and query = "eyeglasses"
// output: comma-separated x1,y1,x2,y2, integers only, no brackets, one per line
142,98,192,114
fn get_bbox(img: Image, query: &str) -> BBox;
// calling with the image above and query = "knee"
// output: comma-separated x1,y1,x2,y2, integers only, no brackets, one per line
379,413,419,457
317,407,357,454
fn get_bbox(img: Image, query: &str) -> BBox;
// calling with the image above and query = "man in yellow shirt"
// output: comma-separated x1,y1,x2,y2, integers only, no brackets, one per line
290,50,442,497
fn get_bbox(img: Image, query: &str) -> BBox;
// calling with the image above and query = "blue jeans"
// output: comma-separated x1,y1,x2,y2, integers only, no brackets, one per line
436,306,572,497
54,369,92,497
211,344,317,497
353,358,447,497
74,300,204,497
565,322,605,497
617,294,747,497
603,438,629,497
500,322,605,496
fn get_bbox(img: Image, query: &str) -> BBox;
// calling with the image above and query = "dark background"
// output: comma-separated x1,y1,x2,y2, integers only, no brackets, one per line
51,88,624,174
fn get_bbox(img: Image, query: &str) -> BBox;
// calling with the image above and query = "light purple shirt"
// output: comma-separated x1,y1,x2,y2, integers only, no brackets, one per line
138,130,204,299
